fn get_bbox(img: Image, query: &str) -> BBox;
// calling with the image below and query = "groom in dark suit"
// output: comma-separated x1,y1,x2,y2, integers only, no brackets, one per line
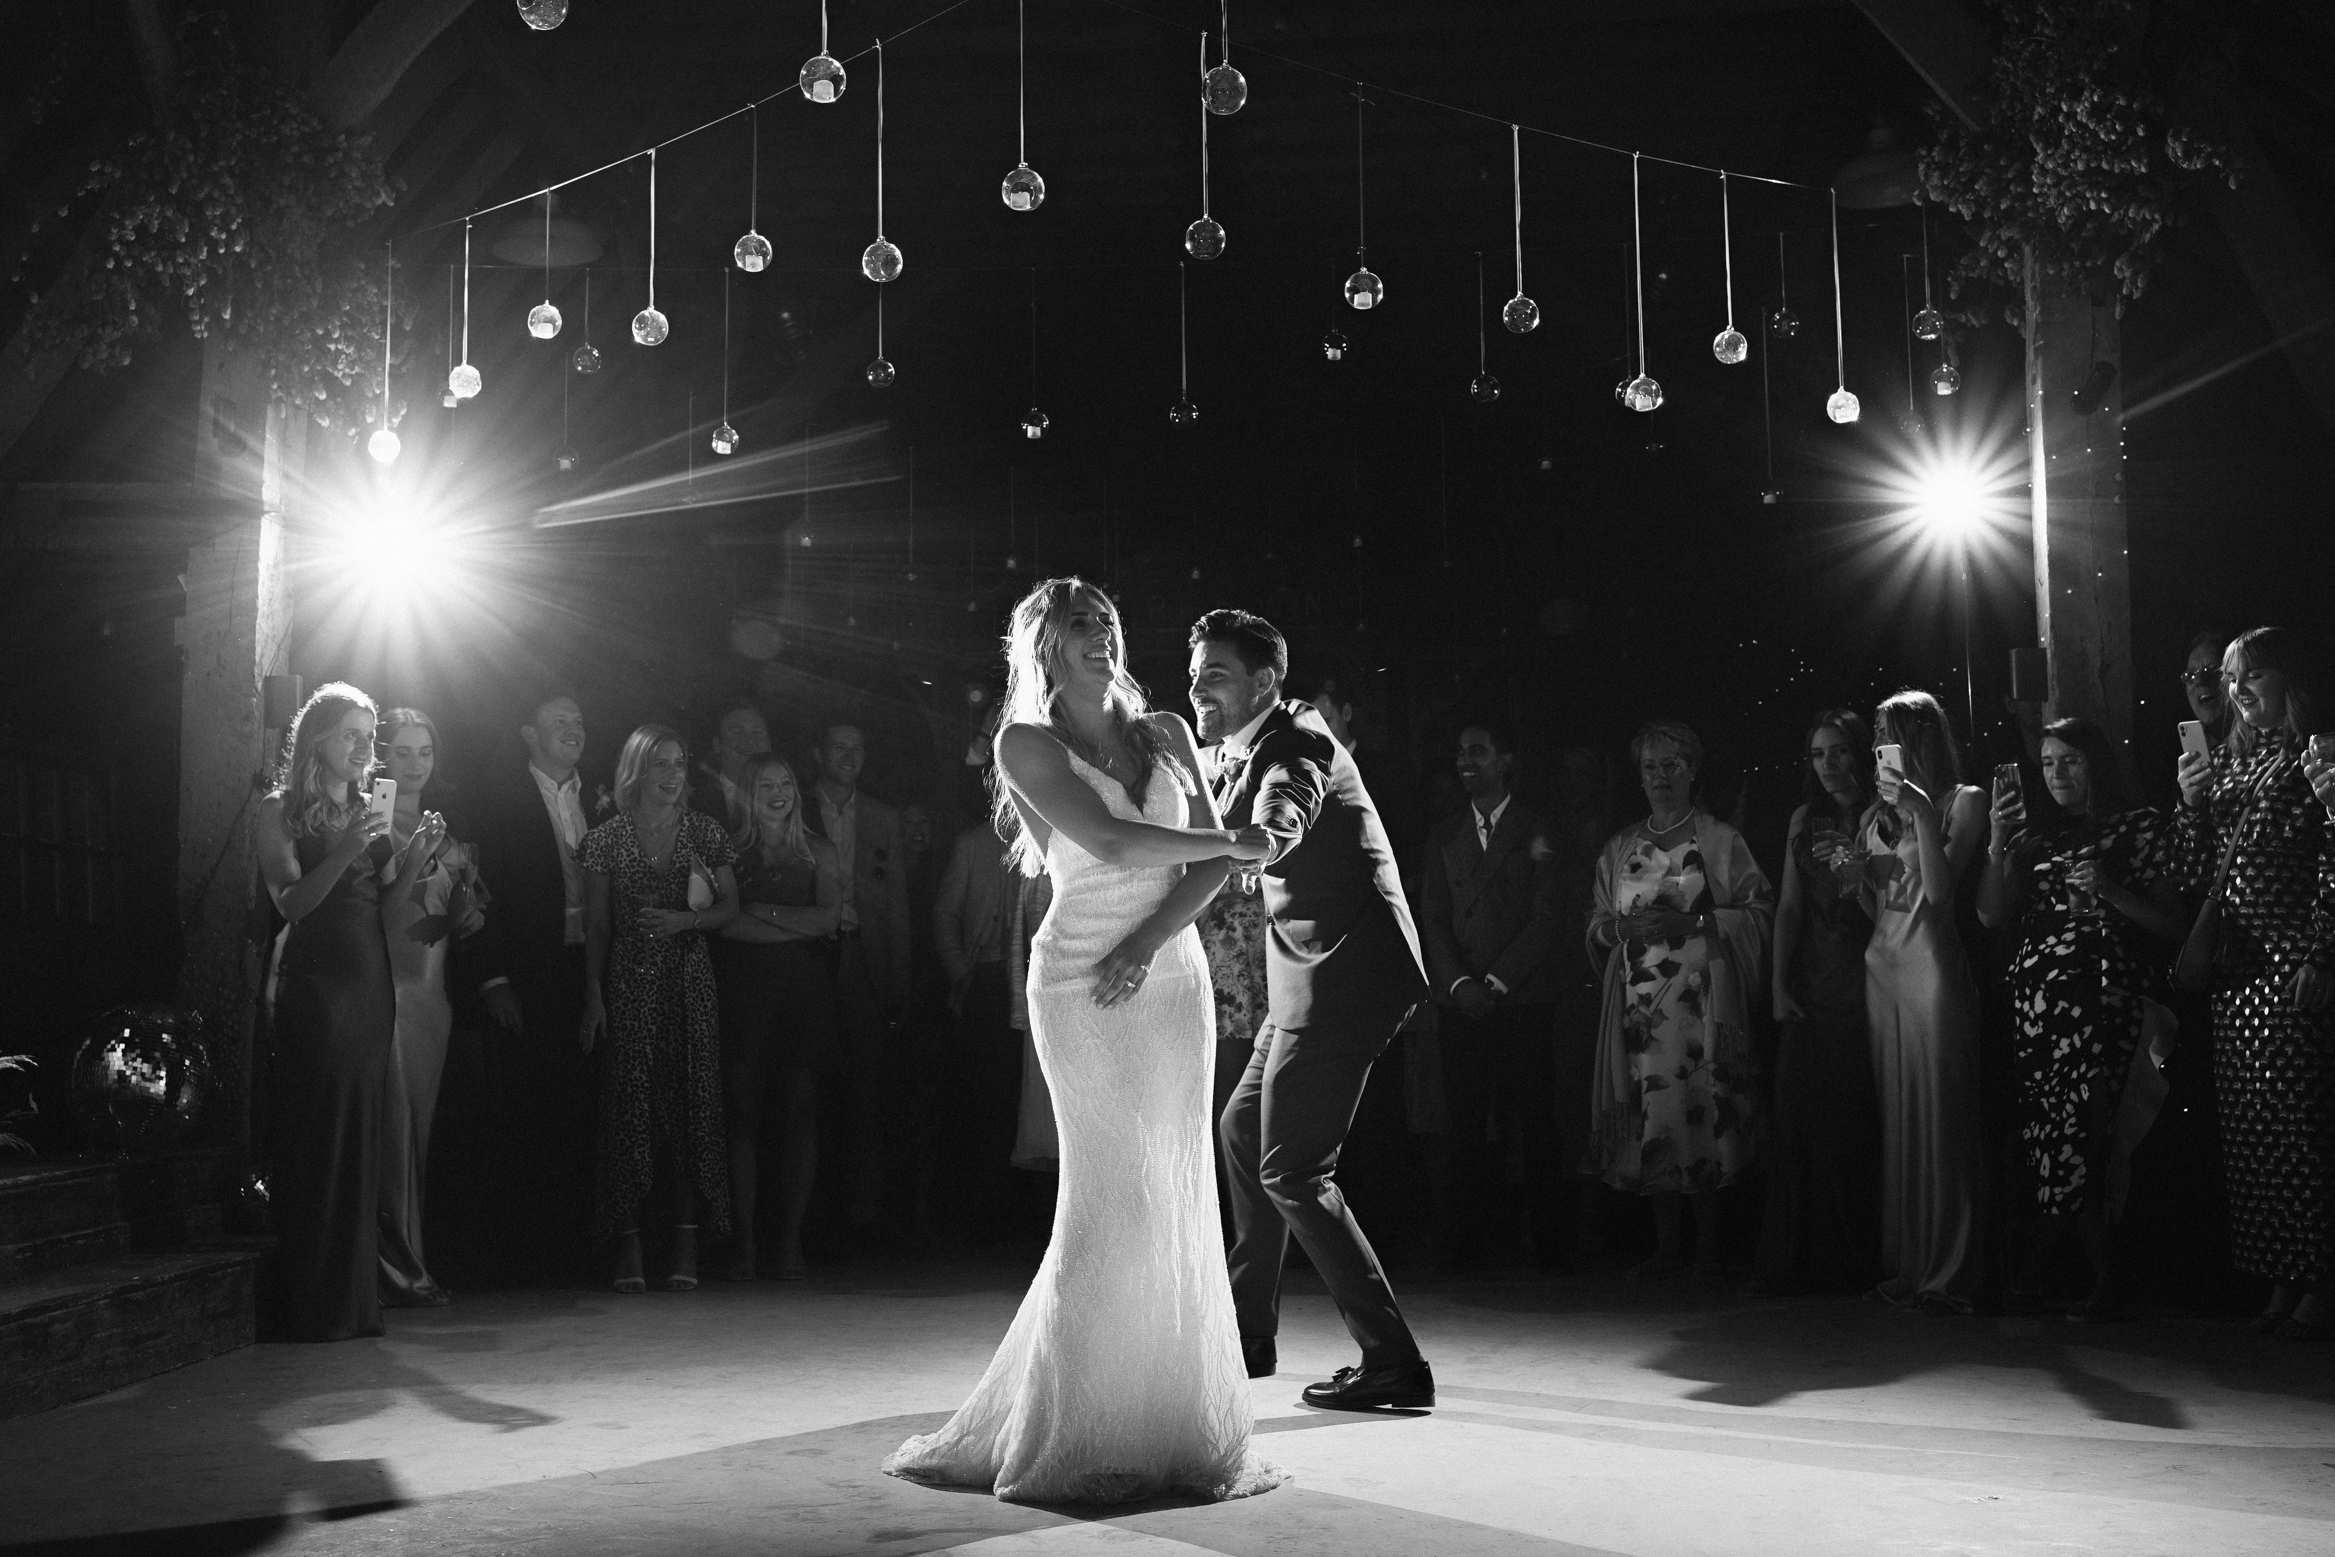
1190,610,1435,1411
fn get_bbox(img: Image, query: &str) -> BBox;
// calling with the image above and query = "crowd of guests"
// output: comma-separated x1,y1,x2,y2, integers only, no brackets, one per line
250,618,2335,1347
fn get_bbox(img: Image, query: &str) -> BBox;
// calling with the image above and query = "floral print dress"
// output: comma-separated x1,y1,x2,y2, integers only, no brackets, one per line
1597,836,1754,1193
2006,809,2173,1214
576,810,736,1238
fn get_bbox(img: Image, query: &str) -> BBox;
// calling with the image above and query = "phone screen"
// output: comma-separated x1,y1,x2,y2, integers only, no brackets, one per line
1994,762,2023,803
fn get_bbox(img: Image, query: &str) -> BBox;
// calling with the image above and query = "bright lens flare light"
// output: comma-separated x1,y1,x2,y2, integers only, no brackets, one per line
335,495,453,599
1915,462,1992,538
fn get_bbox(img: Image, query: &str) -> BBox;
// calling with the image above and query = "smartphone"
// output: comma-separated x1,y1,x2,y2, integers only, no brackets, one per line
1994,762,2025,808
1876,743,1904,776
367,777,396,826
2178,721,2210,761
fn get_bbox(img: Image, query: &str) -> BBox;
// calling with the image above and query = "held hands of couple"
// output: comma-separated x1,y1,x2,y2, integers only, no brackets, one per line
1225,824,1274,864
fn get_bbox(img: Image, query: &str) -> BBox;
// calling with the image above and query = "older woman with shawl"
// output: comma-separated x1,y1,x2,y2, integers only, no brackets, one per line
1586,720,1773,1278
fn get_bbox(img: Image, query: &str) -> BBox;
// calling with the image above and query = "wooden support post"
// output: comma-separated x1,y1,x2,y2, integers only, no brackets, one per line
2024,250,2133,747
173,342,297,1160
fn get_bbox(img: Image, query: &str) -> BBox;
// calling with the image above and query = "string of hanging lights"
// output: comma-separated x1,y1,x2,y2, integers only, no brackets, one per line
863,42,903,283
573,269,602,373
449,221,481,399
1470,253,1499,405
528,193,563,339
1502,125,1538,334
1003,0,1045,211
868,290,896,387
735,103,773,271
1343,88,1383,311
714,269,739,454
1825,191,1860,424
1185,33,1225,260
1621,155,1661,413
1022,269,1049,438
1171,262,1197,424
632,150,669,344
1712,174,1747,365
802,0,846,102
1204,0,1246,115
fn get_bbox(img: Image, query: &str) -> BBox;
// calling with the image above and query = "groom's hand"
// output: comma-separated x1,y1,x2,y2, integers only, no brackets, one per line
1227,825,1274,863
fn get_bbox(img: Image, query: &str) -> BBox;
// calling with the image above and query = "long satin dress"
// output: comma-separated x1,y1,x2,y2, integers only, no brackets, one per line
272,831,396,1341
1862,793,1988,1311
379,835,463,1302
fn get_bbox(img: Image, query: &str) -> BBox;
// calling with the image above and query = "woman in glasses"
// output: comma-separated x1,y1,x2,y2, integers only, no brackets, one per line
2177,627,2335,1341
1585,720,1773,1279
2180,629,2234,756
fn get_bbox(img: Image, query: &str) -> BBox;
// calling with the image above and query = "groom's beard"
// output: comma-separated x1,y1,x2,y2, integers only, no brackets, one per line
1193,699,1227,742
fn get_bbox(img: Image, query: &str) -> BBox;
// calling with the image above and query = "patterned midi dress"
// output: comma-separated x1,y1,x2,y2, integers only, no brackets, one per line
2172,735,2335,1288
577,810,736,1238
2005,808,2173,1215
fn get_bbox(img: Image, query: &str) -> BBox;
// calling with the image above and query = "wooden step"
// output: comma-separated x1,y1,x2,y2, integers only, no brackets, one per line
0,1152,228,1279
0,1245,264,1417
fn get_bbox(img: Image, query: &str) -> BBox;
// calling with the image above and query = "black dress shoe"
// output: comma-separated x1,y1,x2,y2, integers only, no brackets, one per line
1301,1358,1435,1411
1241,1336,1277,1379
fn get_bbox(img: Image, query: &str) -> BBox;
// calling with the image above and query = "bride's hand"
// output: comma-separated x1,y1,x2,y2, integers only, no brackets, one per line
1091,935,1160,1008
1226,825,1274,864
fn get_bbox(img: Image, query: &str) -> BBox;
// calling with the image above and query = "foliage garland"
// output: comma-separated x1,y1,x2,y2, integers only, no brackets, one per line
27,22,401,435
1917,0,2237,324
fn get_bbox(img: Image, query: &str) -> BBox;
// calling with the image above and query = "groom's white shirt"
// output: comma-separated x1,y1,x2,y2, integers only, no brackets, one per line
1215,704,1276,772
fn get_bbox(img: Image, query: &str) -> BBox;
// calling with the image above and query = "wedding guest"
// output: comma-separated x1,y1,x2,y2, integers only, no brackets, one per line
465,690,603,1278
1423,720,1568,1270
1585,720,1772,1278
1978,717,2185,1319
808,718,914,1234
375,707,486,1308
2179,626,2335,1340
1752,709,1880,1295
701,700,772,832
2182,629,2235,753
715,754,843,1281
1862,688,1990,1312
931,817,1023,1243
257,683,441,1341
579,725,741,1292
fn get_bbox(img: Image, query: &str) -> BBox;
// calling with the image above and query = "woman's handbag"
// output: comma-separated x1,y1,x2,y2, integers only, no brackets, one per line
2174,799,2256,994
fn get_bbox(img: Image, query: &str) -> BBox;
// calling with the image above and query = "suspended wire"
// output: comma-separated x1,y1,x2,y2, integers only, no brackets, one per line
459,219,472,364
1353,85,1368,254
401,0,1824,244
646,150,658,312
1474,251,1487,374
875,42,886,234
1016,0,1028,165
748,101,761,232
1718,172,1735,330
1197,33,1211,216
1629,154,1646,376
1510,124,1524,297
1829,189,1846,390
1177,261,1189,397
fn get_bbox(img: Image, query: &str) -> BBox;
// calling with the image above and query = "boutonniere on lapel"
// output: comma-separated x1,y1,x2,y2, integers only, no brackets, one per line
591,783,615,819
1215,745,1256,790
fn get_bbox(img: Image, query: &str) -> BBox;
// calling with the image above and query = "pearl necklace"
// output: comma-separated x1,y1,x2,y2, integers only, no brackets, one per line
1644,812,1693,836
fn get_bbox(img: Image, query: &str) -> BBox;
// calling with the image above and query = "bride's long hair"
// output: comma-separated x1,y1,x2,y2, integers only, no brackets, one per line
993,576,1191,877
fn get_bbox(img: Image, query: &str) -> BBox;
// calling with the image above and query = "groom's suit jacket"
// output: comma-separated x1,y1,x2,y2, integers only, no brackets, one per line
1213,700,1427,1031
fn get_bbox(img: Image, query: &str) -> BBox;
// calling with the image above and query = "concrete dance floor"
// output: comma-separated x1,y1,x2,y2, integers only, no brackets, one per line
5,1260,2332,1556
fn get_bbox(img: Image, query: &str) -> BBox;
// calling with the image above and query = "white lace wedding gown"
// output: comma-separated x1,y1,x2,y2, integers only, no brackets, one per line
882,752,1286,1505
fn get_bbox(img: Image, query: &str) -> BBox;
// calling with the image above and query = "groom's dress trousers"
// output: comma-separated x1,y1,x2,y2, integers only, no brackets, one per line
1214,702,1429,1370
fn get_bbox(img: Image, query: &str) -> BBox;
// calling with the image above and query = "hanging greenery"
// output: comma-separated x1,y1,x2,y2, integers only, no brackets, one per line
26,21,398,433
1918,0,2237,322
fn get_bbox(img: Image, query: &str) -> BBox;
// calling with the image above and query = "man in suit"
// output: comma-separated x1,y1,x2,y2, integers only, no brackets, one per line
1192,610,1435,1411
467,689,601,1280
806,718,914,1233
1421,720,1569,1272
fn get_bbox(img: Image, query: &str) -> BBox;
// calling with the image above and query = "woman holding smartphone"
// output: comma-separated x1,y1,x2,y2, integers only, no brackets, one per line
1978,718,2184,1320
2176,626,2335,1340
257,683,444,1340
1860,689,1989,1313
1752,710,1880,1295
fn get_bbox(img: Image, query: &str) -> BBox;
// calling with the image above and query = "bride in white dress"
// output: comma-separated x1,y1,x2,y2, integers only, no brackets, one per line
883,577,1286,1505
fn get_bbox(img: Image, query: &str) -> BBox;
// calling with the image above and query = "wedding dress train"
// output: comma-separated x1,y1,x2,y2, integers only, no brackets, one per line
882,751,1284,1504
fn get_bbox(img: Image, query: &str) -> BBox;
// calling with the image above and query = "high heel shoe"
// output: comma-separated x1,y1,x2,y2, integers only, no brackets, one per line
613,1230,647,1295
664,1224,699,1291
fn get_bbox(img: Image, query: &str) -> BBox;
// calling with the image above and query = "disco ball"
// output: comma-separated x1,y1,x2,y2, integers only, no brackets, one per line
71,1004,211,1155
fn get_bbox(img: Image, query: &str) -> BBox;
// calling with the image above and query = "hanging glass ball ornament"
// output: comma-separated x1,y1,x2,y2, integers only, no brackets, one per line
528,300,563,339
1021,408,1049,440
712,422,739,456
1502,295,1540,335
631,306,669,346
1002,164,1046,213
866,357,896,389
734,231,772,273
800,53,846,103
862,238,903,283
1768,305,1801,340
1826,387,1862,424
367,428,401,465
449,361,482,400
1168,399,1198,425
1322,329,1348,362
554,444,580,473
1005,554,1019,571
1344,267,1384,311
1614,377,1632,405
1203,63,1248,116
441,385,459,408
572,341,602,375
1622,374,1663,413
1469,373,1501,405
516,0,568,31
1912,306,1944,342
1185,217,1226,261
1897,411,1926,438
1930,361,1961,396
1712,327,1748,365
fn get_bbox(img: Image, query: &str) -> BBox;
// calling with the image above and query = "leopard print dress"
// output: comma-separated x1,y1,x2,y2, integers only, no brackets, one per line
577,810,735,1238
